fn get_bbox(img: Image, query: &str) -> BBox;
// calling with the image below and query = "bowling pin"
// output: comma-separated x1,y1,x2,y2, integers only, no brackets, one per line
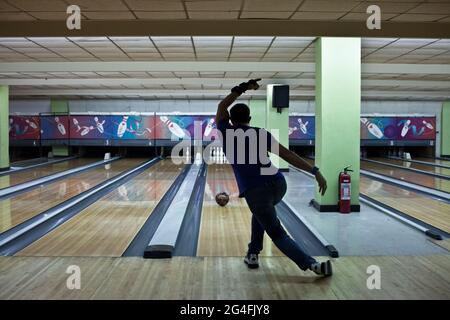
422,120,434,130
55,117,66,135
360,118,383,139
73,118,81,132
117,116,129,138
288,127,298,135
81,126,94,136
160,116,185,139
298,118,308,135
94,116,105,133
401,120,411,137
204,118,215,137
25,119,38,129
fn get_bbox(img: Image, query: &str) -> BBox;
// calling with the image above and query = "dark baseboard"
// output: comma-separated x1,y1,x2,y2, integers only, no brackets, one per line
312,199,360,213
279,168,289,172
0,167,10,172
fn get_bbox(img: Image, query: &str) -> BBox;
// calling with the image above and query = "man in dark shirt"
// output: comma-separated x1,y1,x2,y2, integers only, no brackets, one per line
216,79,332,276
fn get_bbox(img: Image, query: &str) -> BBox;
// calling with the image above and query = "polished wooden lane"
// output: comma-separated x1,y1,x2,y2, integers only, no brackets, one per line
0,158,98,189
415,157,450,166
197,164,283,257
17,159,182,257
0,158,143,234
370,157,450,177
360,177,450,234
361,161,450,193
0,255,449,299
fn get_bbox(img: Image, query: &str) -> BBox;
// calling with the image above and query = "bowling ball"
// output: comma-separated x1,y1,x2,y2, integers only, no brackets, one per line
215,192,229,207
384,125,396,139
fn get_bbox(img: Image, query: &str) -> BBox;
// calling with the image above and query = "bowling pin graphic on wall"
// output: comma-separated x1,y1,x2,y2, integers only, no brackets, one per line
288,127,298,135
117,116,129,138
298,118,309,135
400,119,411,138
160,116,185,139
55,117,67,136
25,119,38,130
360,118,383,139
94,116,105,134
204,118,215,137
422,120,434,130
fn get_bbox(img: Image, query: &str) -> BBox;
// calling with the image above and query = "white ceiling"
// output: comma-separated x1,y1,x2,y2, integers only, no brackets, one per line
0,36,449,100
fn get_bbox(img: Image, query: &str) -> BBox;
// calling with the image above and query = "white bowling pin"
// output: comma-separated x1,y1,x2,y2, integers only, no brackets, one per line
422,120,434,130
288,127,298,135
55,117,66,135
204,118,215,137
81,126,93,136
94,116,105,133
117,116,129,138
360,118,383,139
25,119,38,129
298,118,308,135
401,120,411,137
72,118,81,132
159,116,185,139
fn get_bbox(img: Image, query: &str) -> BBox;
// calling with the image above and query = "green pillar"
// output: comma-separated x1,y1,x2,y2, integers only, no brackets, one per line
442,102,450,157
249,100,266,128
266,85,289,170
51,100,69,157
314,37,361,212
0,86,9,170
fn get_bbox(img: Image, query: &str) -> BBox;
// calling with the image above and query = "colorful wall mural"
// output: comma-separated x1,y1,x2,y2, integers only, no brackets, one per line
9,115,40,140
8,114,437,142
289,116,315,140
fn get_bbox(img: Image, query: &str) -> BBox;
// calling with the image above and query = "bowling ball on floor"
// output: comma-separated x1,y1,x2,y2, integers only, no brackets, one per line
215,192,229,207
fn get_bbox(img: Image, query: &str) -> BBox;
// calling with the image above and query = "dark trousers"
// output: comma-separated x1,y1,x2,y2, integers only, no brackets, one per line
244,177,316,270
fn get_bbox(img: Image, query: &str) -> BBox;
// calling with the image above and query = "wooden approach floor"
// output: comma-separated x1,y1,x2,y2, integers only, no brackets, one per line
0,255,449,300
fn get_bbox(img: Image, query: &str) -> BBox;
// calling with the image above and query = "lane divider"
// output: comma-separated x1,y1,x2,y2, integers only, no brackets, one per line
0,156,121,199
359,195,446,240
122,162,192,257
361,169,450,202
362,158,450,180
144,163,203,258
0,156,79,177
387,156,450,170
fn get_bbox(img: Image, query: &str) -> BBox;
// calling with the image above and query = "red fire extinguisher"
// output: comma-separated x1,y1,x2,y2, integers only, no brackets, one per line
338,166,353,214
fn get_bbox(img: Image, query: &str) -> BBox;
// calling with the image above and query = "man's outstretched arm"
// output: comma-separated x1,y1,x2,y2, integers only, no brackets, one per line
215,78,261,123
271,141,328,195
215,91,240,124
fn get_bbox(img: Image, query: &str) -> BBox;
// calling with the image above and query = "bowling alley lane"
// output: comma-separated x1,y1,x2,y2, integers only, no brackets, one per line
0,158,99,190
360,177,450,234
369,157,450,177
361,160,450,193
0,158,144,234
196,164,283,257
17,159,183,257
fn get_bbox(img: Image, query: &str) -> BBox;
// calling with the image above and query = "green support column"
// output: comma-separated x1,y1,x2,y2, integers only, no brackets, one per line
266,85,289,170
314,37,361,212
51,100,69,157
442,102,450,157
0,86,9,171
248,100,266,128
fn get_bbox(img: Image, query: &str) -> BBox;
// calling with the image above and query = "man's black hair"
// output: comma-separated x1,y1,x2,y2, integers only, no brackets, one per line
230,103,251,124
